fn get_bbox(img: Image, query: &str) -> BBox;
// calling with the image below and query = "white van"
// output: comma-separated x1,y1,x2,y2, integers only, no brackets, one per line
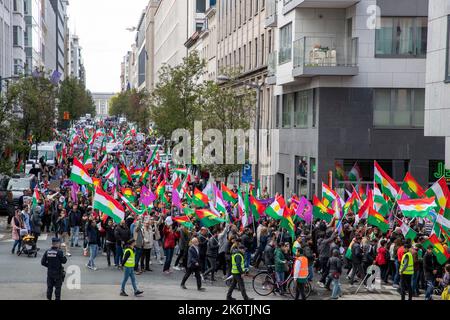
26,141,62,173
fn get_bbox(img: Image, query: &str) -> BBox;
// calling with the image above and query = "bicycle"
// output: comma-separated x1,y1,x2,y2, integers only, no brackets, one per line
252,264,312,299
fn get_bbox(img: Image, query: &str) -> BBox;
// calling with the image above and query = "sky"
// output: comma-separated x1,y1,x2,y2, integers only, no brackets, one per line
67,0,149,93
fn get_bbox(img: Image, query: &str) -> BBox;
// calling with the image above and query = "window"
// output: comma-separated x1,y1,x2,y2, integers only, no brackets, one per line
249,41,252,70
196,0,206,13
375,17,427,57
276,96,281,128
13,0,17,11
294,91,309,128
255,37,258,67
13,26,22,46
282,93,294,128
447,16,450,82
373,89,425,128
13,59,23,75
261,34,265,65
279,23,292,64
196,22,204,32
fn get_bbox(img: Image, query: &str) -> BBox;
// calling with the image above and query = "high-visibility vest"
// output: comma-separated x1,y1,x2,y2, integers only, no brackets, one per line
231,252,245,275
295,256,309,279
400,251,414,275
123,248,135,268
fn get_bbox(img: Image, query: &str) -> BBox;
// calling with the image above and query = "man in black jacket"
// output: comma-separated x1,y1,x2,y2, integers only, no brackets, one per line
198,227,209,273
423,245,437,300
69,204,82,247
105,219,116,267
203,231,219,281
349,236,364,285
181,237,206,291
114,220,130,268
41,238,67,300
264,240,276,272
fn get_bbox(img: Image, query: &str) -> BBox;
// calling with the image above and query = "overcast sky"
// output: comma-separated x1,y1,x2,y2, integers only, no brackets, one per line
67,0,149,93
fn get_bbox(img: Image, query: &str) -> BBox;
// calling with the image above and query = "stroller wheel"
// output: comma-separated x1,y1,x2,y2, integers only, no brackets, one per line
17,251,21,256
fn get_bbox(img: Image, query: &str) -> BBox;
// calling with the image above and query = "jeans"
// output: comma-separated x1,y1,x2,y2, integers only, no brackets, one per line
152,241,162,260
331,278,342,299
163,248,174,271
134,248,143,271
425,280,434,300
115,244,123,266
244,251,252,270
70,226,80,246
204,256,217,280
106,242,116,266
308,265,314,282
121,267,138,293
412,271,419,294
400,274,413,301
275,271,285,292
12,239,22,253
393,260,400,285
88,244,98,268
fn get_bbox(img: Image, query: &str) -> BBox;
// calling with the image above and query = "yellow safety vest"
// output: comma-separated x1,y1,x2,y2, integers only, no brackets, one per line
123,248,135,268
231,252,245,275
400,251,414,275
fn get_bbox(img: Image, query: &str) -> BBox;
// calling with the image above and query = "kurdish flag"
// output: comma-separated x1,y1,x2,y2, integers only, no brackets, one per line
139,167,150,184
374,161,399,200
173,216,194,229
265,195,286,220
131,168,143,180
119,165,132,184
367,207,390,233
121,187,135,202
322,183,337,208
425,177,450,218
399,172,425,199
31,187,40,209
119,193,145,215
280,215,296,239
313,195,334,223
193,188,209,208
173,168,188,176
348,162,362,182
429,233,450,265
335,161,347,181
399,220,417,241
93,187,125,224
221,183,238,204
343,190,360,215
155,180,167,199
195,209,226,228
373,183,391,217
249,195,266,221
70,158,93,185
397,197,436,218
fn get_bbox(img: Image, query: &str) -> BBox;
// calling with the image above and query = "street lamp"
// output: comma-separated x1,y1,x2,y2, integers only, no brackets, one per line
217,75,263,187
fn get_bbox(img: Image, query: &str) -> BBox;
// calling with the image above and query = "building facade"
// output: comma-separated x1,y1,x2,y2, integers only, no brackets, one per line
0,0,13,86
69,34,85,83
424,0,450,169
49,0,68,80
266,0,444,198
136,8,147,91
92,92,115,118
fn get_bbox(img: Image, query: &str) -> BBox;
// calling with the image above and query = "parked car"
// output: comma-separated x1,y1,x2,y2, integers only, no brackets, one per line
0,175,11,215
6,174,36,208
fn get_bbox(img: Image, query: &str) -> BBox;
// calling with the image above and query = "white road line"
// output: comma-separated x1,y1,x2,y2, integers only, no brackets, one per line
1,233,49,242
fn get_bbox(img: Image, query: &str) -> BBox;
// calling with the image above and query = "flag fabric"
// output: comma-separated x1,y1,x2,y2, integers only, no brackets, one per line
119,165,132,184
147,148,158,165
312,195,334,223
131,168,143,180
139,167,150,184
335,161,347,181
237,188,248,229
103,165,115,180
215,186,227,215
194,209,226,228
265,195,286,220
322,183,337,208
399,172,425,199
172,188,183,210
119,193,145,215
436,213,450,229
399,221,417,241
31,187,40,209
83,148,93,170
348,162,362,183
293,197,313,223
397,197,436,218
249,195,266,221
93,187,125,224
96,155,108,173
155,180,167,200
374,161,400,200
425,177,449,211
70,158,93,185
193,188,209,208
173,216,194,229
367,207,390,233
429,233,450,265
280,215,296,239
343,190,360,215
140,185,156,207
221,183,238,204
373,183,391,217
173,168,188,176
121,187,135,202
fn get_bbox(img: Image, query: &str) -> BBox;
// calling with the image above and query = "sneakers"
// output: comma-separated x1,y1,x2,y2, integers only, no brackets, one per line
149,260,152,265
120,291,128,297
201,274,205,281
173,266,181,271
198,288,206,292
134,290,144,296
66,253,72,257
181,285,188,290
159,260,164,265
317,281,325,288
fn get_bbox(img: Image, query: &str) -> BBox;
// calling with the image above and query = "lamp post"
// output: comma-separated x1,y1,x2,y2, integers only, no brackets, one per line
217,75,263,187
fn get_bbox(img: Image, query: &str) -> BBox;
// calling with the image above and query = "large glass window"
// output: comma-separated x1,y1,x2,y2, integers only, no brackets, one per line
279,23,292,64
282,93,294,128
294,91,309,128
196,0,206,13
373,89,425,128
375,17,427,57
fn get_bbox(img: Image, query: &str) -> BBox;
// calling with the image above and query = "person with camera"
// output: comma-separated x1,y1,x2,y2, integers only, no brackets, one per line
41,237,68,300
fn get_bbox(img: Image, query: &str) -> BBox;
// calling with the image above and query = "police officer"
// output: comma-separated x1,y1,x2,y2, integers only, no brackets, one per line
226,244,254,301
41,237,67,300
400,242,414,301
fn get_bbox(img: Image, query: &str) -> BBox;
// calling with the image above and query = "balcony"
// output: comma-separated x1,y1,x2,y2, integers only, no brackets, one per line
292,36,358,77
265,0,278,28
283,0,360,14
266,51,277,85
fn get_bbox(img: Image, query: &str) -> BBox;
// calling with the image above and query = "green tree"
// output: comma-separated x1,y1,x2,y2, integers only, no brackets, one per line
109,89,150,130
58,77,95,127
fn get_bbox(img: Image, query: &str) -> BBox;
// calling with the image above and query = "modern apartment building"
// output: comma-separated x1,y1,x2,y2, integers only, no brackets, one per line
424,0,450,169
266,0,444,198
135,8,147,91
145,0,159,91
12,0,26,76
216,0,275,189
49,0,69,80
24,0,45,74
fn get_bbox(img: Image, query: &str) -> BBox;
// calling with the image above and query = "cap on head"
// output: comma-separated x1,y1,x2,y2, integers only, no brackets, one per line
52,237,61,244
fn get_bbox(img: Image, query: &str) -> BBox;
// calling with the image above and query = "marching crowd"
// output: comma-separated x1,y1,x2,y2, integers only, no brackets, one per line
5,120,450,301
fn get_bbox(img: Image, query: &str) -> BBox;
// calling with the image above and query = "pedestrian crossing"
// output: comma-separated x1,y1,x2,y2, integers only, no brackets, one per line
0,233,48,243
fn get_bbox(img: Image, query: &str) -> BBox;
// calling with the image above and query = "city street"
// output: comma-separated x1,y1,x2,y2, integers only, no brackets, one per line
0,217,426,301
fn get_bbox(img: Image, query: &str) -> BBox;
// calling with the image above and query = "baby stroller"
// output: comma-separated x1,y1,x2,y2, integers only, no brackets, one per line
17,233,39,258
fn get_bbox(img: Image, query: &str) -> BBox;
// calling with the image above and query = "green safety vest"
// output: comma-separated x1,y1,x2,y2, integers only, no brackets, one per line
231,252,245,275
123,248,135,268
400,251,414,275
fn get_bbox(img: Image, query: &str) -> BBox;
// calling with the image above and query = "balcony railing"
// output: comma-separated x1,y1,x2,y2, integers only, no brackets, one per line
292,36,359,77
265,0,278,27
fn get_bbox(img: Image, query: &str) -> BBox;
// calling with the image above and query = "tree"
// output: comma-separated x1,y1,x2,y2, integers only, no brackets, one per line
58,77,95,127
109,89,150,131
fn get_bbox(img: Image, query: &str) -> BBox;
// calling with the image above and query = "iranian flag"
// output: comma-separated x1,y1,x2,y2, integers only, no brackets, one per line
93,187,125,223
215,186,227,215
83,148,93,170
31,187,40,209
103,165,115,180
96,154,108,174
265,195,286,220
374,161,400,200
70,158,93,185
397,197,436,218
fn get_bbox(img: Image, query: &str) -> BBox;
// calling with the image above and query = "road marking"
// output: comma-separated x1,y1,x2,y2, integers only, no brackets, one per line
1,233,49,242
0,234,4,240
